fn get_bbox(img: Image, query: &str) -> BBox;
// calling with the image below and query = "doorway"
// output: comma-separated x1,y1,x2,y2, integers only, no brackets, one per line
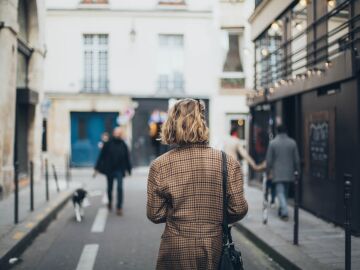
132,98,169,167
70,112,118,167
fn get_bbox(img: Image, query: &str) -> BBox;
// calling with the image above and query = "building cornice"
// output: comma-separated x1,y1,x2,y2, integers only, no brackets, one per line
248,0,270,23
247,0,294,40
46,7,213,17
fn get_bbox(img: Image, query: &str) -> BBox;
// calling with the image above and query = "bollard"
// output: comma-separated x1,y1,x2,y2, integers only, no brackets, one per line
45,159,49,201
293,171,300,245
30,161,34,212
52,164,60,193
65,155,70,189
14,162,19,224
344,174,352,270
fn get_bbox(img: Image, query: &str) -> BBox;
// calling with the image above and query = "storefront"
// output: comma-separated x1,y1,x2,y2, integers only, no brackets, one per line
248,0,360,234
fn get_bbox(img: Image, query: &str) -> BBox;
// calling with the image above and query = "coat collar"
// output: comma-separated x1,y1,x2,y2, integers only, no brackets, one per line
277,133,288,139
176,142,209,149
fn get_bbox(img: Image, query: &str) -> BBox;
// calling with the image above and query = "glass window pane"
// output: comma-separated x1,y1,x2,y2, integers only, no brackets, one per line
223,33,243,72
84,51,93,90
98,51,108,90
291,2,307,76
327,1,349,60
83,34,108,92
18,0,28,42
157,34,184,93
99,34,108,45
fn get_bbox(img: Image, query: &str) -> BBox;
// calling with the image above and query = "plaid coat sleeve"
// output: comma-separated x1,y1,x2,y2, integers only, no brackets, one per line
227,156,248,224
147,161,167,224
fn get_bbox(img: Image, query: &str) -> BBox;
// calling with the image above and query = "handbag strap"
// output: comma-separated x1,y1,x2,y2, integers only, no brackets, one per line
221,151,233,245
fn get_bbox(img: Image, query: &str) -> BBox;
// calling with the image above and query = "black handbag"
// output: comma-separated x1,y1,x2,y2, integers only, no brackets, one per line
218,151,244,270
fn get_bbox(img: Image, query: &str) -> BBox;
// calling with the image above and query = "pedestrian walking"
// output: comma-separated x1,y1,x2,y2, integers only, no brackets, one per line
97,131,110,149
95,127,132,216
266,125,300,221
147,98,248,270
224,126,262,171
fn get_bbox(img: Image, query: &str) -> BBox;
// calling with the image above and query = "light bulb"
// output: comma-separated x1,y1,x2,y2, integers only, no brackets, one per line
271,22,280,31
300,0,308,7
295,22,303,31
261,48,269,57
328,0,336,8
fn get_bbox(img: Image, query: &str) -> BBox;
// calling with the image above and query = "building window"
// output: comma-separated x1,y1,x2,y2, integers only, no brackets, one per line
290,1,308,77
221,29,245,89
18,0,29,42
327,0,349,60
254,19,284,89
157,34,184,94
83,34,109,93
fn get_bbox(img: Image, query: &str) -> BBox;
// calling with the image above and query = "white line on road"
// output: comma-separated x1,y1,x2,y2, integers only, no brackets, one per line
91,208,108,233
76,244,99,270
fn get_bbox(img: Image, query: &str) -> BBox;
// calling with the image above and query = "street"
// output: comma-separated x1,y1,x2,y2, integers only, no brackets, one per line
11,169,282,270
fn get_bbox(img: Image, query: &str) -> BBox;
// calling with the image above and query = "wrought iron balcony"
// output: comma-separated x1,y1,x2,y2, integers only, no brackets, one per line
81,79,109,93
254,0,359,92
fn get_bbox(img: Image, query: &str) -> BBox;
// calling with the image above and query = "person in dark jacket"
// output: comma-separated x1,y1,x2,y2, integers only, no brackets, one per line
266,125,300,221
95,127,132,216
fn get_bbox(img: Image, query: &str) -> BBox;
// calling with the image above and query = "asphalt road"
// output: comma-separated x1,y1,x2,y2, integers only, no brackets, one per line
11,169,282,270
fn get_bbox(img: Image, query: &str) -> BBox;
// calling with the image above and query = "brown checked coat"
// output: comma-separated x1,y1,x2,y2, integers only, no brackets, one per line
147,144,248,270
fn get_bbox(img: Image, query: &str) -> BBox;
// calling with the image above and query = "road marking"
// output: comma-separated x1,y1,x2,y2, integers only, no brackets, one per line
25,222,34,229
101,193,108,204
12,231,25,240
88,190,103,197
76,244,99,270
91,208,108,233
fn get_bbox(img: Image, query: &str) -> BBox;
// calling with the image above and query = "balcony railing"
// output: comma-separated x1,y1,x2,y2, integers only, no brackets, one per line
254,0,359,91
81,79,109,93
157,76,185,94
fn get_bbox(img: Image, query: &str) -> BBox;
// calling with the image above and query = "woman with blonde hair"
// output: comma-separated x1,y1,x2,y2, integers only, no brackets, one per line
147,98,248,270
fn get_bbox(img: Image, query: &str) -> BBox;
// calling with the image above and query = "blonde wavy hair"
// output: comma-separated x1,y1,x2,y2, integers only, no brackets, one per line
161,98,209,145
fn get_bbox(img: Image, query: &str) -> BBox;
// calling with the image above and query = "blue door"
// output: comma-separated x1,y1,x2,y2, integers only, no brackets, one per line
70,112,118,167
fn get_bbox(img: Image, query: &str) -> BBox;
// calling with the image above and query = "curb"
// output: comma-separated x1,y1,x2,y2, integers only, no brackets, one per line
0,191,73,269
233,222,301,270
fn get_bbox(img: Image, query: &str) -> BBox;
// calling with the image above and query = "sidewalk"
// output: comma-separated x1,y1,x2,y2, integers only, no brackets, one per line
235,185,360,270
0,173,79,269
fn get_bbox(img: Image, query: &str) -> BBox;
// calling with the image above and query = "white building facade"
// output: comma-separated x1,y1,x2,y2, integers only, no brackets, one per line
211,0,255,149
44,0,254,166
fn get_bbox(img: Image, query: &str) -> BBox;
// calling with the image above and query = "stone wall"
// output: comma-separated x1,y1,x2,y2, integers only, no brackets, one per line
0,0,45,198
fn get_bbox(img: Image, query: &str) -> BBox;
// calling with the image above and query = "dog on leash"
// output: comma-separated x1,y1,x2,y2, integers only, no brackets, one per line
72,188,88,222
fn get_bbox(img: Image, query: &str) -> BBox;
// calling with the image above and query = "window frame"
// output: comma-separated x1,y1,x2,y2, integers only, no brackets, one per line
221,28,246,90
82,34,109,93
